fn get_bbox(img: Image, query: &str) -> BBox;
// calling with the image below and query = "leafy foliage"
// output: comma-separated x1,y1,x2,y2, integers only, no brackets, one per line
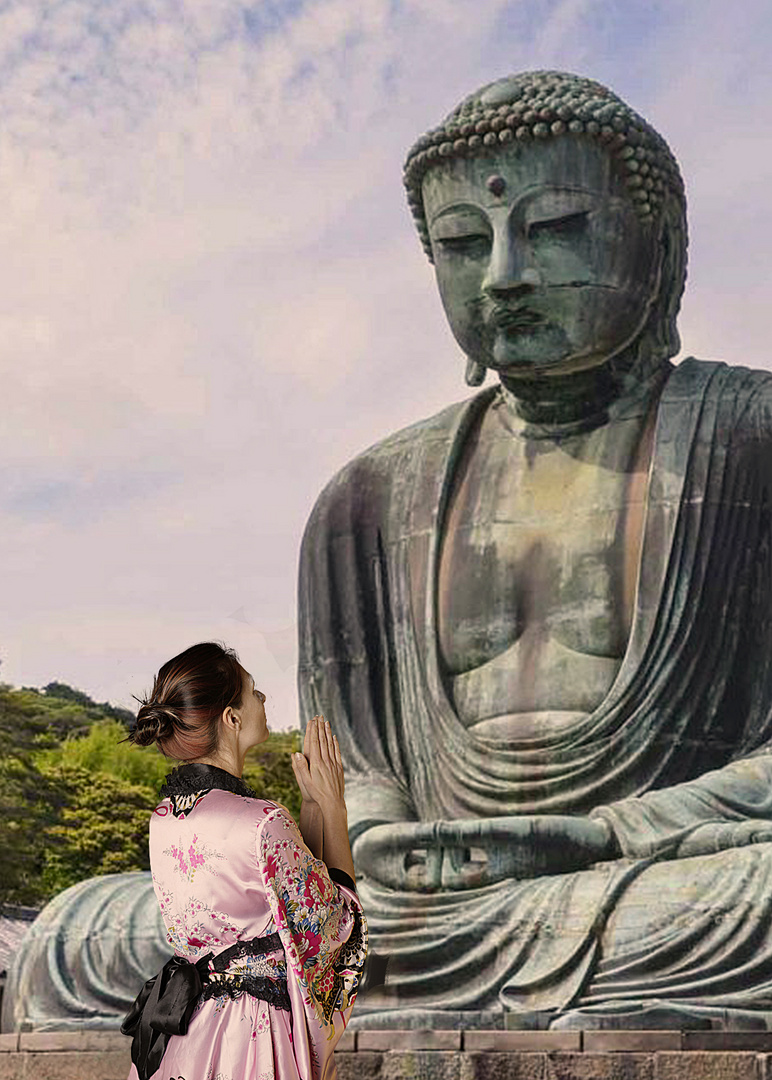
33,764,157,897
247,731,302,822
0,681,304,907
0,682,104,904
0,755,50,906
34,719,172,792
0,683,97,756
41,682,136,727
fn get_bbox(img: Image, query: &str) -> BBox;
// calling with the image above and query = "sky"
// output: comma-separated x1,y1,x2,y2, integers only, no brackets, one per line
0,0,770,731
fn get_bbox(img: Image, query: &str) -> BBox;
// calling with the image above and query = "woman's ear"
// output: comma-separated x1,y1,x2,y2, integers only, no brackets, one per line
221,705,241,731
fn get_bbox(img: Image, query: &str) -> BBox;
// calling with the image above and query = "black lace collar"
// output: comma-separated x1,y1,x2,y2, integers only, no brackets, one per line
160,763,258,801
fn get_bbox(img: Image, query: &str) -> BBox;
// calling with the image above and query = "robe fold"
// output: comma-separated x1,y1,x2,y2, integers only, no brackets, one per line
298,358,772,1026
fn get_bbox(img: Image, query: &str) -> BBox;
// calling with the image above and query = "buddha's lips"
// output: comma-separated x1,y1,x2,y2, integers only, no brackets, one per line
489,306,547,332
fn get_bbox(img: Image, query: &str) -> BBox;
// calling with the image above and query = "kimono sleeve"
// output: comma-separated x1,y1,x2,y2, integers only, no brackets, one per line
257,805,368,1027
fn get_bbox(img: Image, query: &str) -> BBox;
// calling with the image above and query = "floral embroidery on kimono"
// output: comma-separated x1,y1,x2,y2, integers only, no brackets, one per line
153,874,246,955
129,774,368,1080
259,807,367,1028
164,833,225,882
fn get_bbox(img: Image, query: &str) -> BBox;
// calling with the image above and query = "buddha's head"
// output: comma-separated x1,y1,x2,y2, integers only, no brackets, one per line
404,71,687,386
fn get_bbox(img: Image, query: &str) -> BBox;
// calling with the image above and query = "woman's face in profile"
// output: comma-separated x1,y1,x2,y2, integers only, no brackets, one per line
239,668,270,746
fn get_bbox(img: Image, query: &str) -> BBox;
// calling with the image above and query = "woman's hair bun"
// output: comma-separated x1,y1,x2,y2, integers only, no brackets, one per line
132,702,178,747
124,641,245,760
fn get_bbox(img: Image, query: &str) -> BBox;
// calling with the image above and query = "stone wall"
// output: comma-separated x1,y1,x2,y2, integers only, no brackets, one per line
3,1030,772,1080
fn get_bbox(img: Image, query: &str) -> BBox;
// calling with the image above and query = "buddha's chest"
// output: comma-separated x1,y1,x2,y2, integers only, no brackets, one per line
436,406,650,677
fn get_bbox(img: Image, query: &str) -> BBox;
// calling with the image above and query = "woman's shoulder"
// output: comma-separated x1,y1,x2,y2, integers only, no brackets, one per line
150,788,290,826
252,797,294,821
254,800,297,828
254,801,303,847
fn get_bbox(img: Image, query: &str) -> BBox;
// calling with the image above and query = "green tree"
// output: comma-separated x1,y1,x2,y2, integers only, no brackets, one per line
34,718,172,792
0,755,48,905
0,685,145,905
0,683,100,905
34,763,157,897
0,674,305,907
0,683,96,754
41,682,136,727
247,731,302,821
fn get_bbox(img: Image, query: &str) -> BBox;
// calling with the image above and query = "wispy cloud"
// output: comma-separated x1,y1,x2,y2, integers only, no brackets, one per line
0,0,769,725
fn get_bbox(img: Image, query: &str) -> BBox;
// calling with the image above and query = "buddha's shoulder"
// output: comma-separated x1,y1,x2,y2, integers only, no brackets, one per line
304,388,494,527
671,357,772,435
354,389,492,463
671,356,772,393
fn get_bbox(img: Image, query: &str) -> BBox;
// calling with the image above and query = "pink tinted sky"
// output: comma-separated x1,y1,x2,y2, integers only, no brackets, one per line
0,0,769,729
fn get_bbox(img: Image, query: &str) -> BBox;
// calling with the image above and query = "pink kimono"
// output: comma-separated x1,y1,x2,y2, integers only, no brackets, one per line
126,769,367,1080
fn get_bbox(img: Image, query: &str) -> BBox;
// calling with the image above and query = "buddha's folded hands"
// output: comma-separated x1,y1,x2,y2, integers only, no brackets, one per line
352,815,616,891
672,819,772,859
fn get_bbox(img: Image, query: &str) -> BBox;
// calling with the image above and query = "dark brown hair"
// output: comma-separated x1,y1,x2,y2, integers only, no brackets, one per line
127,641,245,761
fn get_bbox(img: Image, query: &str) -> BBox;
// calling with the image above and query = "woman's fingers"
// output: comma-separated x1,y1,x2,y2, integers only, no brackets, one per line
291,752,312,800
303,716,316,758
324,719,335,760
324,723,340,784
303,715,317,761
309,715,323,764
309,717,329,773
299,715,346,804
325,724,342,781
298,717,323,801
318,719,331,762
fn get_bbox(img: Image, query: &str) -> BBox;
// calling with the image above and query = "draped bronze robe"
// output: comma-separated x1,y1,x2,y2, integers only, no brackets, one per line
298,358,772,1027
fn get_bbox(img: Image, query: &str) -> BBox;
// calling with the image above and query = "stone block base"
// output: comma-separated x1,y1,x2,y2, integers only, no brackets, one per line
3,1031,772,1079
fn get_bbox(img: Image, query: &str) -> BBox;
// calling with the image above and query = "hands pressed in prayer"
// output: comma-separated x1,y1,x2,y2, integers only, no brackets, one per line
292,715,346,811
293,716,356,882
352,815,616,891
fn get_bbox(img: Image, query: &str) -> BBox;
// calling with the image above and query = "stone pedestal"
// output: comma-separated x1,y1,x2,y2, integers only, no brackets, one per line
3,1030,772,1080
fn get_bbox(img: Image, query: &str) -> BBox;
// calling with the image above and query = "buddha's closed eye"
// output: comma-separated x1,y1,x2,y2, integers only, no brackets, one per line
528,210,589,239
434,233,491,256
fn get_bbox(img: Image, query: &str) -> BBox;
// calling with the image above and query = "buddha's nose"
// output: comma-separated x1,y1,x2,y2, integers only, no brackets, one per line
482,232,538,298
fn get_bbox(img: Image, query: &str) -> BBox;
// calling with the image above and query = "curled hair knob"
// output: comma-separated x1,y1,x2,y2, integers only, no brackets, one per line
133,702,177,746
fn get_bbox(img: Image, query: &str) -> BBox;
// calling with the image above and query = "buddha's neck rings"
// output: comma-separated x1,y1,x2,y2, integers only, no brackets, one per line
497,344,670,435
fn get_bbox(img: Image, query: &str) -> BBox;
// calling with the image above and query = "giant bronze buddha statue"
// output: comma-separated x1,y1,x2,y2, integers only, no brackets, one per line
298,71,772,1029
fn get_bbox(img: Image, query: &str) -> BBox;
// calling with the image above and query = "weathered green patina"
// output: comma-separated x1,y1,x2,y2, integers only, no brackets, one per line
298,72,772,1029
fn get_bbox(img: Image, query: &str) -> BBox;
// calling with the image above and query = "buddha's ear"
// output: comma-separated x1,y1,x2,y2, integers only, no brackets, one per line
464,356,487,386
650,197,688,361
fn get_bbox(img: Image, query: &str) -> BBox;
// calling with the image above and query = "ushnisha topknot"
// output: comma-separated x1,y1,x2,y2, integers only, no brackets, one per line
403,70,686,262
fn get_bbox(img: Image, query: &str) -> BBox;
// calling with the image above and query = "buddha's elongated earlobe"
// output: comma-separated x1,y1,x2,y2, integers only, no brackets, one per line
465,356,486,387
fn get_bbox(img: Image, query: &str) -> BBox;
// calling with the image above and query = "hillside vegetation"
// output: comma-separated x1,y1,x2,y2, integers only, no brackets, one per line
0,683,301,907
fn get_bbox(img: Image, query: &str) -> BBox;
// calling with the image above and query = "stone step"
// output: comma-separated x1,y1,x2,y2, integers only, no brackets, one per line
3,1031,772,1079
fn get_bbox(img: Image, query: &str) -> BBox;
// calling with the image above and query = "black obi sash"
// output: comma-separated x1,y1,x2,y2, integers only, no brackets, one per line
121,931,287,1080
